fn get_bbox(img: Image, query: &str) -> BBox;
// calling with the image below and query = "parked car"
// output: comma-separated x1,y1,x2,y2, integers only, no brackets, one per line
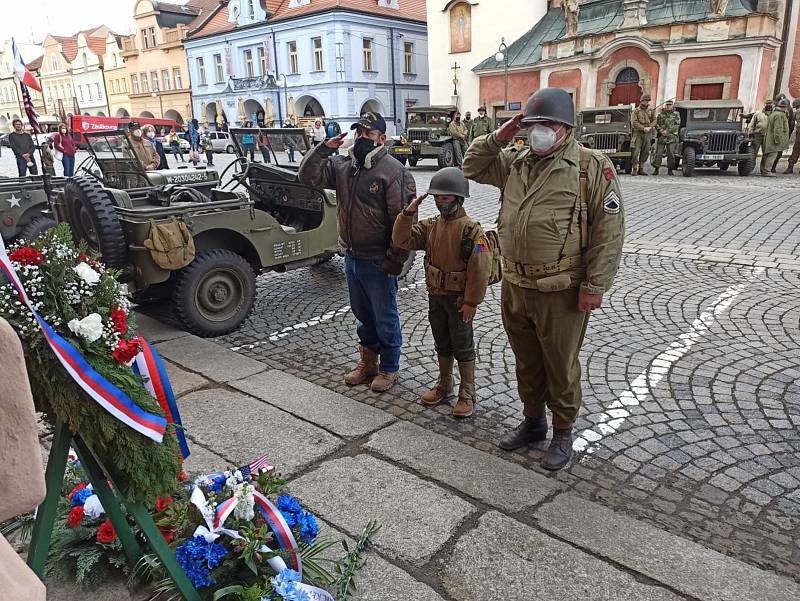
577,106,634,173
205,130,236,153
388,105,458,168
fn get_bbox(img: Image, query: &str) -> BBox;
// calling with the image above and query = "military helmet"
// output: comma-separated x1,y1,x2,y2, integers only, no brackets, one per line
521,88,575,127
793,99,800,109
427,167,470,199
640,94,652,102
777,98,790,108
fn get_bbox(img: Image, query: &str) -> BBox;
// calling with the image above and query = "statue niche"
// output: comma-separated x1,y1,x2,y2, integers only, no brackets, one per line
563,0,580,38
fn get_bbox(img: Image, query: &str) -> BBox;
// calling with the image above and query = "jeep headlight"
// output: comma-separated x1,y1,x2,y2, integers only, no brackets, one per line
701,134,708,142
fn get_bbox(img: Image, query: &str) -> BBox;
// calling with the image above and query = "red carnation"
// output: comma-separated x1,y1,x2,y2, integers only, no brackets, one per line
96,519,117,544
9,246,44,266
112,338,141,364
155,496,174,513
178,470,189,482
67,506,84,528
68,482,87,500
110,308,128,335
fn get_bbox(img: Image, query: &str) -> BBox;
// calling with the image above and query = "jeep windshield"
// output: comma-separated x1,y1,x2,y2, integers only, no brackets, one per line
83,130,141,165
229,127,309,168
408,112,449,125
582,109,630,124
688,107,742,123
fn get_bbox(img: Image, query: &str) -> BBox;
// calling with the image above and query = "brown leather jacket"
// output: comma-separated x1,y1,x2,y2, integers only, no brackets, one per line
298,143,416,266
128,134,159,171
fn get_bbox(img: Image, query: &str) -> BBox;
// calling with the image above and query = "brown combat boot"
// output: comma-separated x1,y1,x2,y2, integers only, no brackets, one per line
370,370,399,392
631,163,639,176
344,345,379,386
784,163,795,174
452,360,475,418
421,355,454,406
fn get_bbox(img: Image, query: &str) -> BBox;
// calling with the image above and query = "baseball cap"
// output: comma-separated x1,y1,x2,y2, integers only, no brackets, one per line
127,121,141,130
350,111,386,134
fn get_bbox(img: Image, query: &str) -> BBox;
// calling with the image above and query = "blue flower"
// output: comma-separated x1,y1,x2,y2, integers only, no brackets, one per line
277,495,303,515
206,474,227,494
175,535,228,589
271,568,311,600
297,512,318,544
70,487,93,507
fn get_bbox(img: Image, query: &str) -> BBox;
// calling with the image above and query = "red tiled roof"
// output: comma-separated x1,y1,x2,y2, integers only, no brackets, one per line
186,0,224,27
27,56,43,71
155,1,201,15
190,2,236,37
56,35,79,61
270,0,426,23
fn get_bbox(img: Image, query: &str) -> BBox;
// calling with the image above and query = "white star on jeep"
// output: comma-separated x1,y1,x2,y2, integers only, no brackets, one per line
6,194,20,208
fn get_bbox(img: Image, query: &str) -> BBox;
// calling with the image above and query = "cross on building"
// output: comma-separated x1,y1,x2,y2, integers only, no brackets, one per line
451,62,460,96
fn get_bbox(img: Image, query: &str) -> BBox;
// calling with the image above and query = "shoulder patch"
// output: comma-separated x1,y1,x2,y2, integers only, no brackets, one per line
407,181,416,192
603,191,621,215
602,166,615,181
369,182,379,194
474,239,489,253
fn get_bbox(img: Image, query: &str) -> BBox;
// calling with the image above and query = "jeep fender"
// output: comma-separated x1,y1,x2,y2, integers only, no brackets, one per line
191,228,261,271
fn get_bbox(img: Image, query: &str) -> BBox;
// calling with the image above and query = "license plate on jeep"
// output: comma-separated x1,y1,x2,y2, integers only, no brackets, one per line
600,149,615,154
393,147,412,154
699,154,724,160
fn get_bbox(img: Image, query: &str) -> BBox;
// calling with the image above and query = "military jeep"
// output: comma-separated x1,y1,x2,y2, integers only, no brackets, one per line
0,175,68,244
674,100,755,177
388,105,458,168
577,106,634,174
54,128,339,338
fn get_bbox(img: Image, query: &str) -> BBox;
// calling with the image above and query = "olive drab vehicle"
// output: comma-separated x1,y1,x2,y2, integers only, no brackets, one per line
495,110,528,146
674,100,755,177
0,175,67,244
54,128,339,338
388,105,458,168
577,106,634,173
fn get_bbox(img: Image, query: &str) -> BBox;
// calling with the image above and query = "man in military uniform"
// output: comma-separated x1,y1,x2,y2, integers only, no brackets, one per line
630,94,655,176
784,98,800,174
652,99,680,176
762,98,791,177
463,88,625,471
469,106,493,143
448,112,468,168
392,167,492,418
747,98,773,161
770,94,794,173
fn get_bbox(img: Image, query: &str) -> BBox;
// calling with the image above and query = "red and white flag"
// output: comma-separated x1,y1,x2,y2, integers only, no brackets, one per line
12,39,42,92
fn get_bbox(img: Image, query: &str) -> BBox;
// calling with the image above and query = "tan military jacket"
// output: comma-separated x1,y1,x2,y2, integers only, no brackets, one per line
392,206,492,307
128,135,160,171
448,120,467,141
462,135,624,294
631,106,655,133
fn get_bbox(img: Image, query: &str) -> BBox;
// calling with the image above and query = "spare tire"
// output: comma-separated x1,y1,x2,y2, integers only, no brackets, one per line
64,176,127,268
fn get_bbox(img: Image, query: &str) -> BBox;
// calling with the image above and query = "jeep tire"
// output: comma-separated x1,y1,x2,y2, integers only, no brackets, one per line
19,216,57,241
682,146,696,177
408,156,419,167
172,249,256,337
738,151,756,176
437,142,455,169
63,176,127,268
718,161,730,172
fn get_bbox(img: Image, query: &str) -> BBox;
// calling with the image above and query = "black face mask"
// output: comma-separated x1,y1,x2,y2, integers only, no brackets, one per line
353,137,376,163
765,106,773,113
435,199,460,217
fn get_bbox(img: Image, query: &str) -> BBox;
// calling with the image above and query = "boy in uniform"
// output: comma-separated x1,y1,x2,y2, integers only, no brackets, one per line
392,167,492,417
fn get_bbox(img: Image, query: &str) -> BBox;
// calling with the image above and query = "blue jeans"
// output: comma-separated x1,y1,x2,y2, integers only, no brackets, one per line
344,255,402,373
62,154,75,177
16,157,37,177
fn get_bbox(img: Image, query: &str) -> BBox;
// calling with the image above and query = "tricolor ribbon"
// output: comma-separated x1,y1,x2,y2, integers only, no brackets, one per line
132,338,190,459
0,238,167,443
190,487,241,543
253,490,303,575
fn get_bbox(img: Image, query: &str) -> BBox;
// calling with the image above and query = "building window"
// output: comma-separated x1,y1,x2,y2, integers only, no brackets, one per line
162,68,171,90
141,72,149,93
131,74,139,94
149,27,157,48
362,38,373,71
87,85,93,100
112,54,117,67
244,49,254,78
214,53,223,82
123,78,128,92
247,0,255,18
288,41,298,74
312,37,323,71
96,82,102,99
258,45,268,75
141,29,149,49
196,57,206,85
151,71,159,92
51,56,57,70
78,85,84,101
403,42,414,74
173,68,183,89
82,52,88,68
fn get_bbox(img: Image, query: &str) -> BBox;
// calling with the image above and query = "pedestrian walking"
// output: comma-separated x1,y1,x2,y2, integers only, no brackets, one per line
469,106,492,143
463,88,625,471
40,140,56,176
630,94,655,176
144,125,169,170
311,119,326,146
448,112,468,168
298,111,415,392
784,98,800,174
392,168,492,418
167,128,185,163
747,99,772,161
52,122,76,177
652,99,680,175
201,128,215,166
187,118,201,153
283,119,297,162
242,122,256,161
9,119,38,177
761,98,790,177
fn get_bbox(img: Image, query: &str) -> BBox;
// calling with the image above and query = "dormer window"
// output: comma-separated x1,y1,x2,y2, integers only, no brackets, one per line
247,0,255,19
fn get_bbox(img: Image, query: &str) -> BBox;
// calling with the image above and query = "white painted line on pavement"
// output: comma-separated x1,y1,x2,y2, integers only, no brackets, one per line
573,266,765,455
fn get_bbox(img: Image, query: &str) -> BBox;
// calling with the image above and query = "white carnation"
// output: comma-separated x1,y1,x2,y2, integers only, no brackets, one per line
67,313,104,342
83,494,105,519
73,262,101,286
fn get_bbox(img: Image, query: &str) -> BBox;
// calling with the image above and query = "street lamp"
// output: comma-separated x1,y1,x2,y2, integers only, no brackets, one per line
495,38,509,111
277,73,289,124
151,91,164,119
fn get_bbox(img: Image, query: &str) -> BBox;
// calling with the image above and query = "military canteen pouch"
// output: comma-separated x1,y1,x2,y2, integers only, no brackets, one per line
536,273,572,293
144,217,196,270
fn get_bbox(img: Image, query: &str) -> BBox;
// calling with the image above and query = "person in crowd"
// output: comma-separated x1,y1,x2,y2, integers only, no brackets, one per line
52,122,76,177
463,111,472,136
242,122,256,161
463,88,625,471
201,128,215,166
127,121,159,171
311,119,326,146
784,98,800,174
9,119,37,177
652,99,680,176
770,93,795,173
298,112,415,392
747,98,773,161
167,127,185,163
40,139,56,176
257,129,271,164
187,118,200,153
448,112,468,168
325,118,342,155
469,106,492,143
143,124,169,170
761,97,790,177
283,118,297,162
392,168,492,418
630,94,655,176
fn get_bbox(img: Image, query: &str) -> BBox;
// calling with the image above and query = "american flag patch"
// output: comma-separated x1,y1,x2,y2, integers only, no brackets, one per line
475,242,488,253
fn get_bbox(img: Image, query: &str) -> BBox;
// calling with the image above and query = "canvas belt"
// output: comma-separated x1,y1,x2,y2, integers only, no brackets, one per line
502,255,582,277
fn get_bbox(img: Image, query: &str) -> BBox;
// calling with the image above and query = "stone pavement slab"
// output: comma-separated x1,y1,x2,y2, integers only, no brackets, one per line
229,370,395,438
366,421,560,513
534,493,800,601
289,455,476,566
164,361,209,397
155,335,266,382
179,389,343,475
182,441,229,476
441,512,684,601
135,313,187,344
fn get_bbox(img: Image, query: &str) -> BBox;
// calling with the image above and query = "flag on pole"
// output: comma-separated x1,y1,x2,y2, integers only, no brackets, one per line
12,39,42,92
20,84,41,134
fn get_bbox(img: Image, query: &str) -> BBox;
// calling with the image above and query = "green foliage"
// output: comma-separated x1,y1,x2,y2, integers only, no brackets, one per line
331,520,381,600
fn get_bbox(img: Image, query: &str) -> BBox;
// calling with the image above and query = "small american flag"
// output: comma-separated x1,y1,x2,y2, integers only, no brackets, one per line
239,453,273,480
20,84,40,134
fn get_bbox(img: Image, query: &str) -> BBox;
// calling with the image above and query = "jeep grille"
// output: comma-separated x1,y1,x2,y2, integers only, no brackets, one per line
407,128,431,143
706,132,738,153
593,133,619,153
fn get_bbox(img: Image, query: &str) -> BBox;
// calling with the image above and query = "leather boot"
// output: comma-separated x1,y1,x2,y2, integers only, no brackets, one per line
631,163,639,176
784,163,795,174
452,360,475,418
498,415,548,451
370,370,399,392
421,355,454,406
653,167,659,175
541,428,574,471
344,345,378,386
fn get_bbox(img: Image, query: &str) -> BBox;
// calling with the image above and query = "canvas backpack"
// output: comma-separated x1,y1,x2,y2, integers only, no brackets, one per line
464,221,503,285
144,217,196,270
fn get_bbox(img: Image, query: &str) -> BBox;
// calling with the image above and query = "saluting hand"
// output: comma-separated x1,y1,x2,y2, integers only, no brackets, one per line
325,132,348,149
578,290,603,312
407,192,428,213
496,114,524,143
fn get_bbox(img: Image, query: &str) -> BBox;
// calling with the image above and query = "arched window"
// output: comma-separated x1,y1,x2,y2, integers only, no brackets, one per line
615,67,639,85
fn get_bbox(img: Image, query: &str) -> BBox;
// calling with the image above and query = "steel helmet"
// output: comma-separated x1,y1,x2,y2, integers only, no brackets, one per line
777,98,790,108
427,167,470,198
521,88,575,127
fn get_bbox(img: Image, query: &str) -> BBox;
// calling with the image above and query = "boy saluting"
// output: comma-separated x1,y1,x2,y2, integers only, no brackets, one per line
392,167,492,418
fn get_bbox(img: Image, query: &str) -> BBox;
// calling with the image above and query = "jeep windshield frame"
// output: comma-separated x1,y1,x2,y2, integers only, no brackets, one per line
407,111,451,126
229,127,310,169
82,129,152,187
686,107,743,123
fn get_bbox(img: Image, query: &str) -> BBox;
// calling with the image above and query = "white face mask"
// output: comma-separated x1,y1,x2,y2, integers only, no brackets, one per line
527,124,561,154
133,129,142,138
146,131,156,139
60,128,66,134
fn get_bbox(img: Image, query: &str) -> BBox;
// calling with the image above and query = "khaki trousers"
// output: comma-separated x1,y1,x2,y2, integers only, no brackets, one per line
501,281,589,428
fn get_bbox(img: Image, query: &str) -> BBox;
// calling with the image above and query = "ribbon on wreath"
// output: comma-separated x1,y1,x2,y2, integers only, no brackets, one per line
0,238,167,443
190,487,241,543
132,338,190,459
253,490,303,575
